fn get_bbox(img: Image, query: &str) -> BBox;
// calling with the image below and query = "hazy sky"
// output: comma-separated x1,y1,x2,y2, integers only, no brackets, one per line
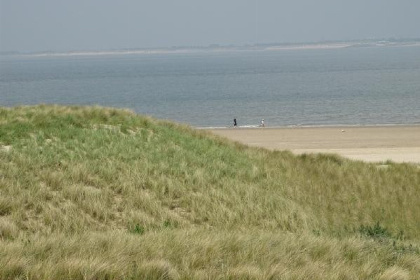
1,0,420,53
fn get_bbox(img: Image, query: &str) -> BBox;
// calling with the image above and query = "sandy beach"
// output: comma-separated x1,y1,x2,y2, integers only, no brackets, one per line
209,125,420,164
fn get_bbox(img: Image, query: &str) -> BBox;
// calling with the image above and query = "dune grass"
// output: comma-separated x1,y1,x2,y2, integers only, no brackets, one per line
0,105,419,279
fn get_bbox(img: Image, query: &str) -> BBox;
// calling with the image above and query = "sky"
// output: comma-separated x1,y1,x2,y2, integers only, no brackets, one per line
1,0,420,53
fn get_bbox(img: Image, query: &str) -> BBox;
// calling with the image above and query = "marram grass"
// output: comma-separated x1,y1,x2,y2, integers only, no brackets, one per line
0,105,419,279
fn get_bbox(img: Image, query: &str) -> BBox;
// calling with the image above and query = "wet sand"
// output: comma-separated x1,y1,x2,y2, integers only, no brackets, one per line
209,126,420,163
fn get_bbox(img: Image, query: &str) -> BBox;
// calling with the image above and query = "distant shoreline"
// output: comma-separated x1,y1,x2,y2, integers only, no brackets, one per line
3,39,420,58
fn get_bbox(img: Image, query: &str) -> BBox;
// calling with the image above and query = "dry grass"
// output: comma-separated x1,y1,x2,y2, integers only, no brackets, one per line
1,230,419,279
0,105,419,279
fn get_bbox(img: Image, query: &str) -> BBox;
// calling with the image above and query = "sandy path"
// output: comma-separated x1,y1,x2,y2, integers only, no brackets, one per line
208,126,420,163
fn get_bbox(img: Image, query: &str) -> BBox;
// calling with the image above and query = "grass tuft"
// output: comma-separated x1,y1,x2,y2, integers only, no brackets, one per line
359,222,393,239
130,224,145,235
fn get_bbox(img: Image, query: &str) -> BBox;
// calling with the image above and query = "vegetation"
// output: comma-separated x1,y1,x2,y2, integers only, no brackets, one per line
0,105,419,279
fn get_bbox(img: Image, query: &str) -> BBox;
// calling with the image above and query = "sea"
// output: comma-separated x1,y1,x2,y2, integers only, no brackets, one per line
1,45,420,128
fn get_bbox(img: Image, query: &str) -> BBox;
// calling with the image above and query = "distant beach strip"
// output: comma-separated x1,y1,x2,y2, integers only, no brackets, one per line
8,40,420,58
208,125,420,164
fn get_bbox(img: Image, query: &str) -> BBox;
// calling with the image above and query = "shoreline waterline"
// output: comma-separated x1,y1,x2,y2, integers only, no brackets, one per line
197,123,420,130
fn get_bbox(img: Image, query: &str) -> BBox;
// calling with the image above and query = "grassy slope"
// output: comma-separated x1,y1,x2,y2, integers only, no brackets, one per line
0,105,419,279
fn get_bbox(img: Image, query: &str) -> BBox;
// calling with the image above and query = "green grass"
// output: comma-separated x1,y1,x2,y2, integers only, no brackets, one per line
0,105,419,279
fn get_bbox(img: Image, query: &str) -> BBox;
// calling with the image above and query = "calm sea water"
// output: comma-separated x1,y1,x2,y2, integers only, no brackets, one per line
1,46,420,127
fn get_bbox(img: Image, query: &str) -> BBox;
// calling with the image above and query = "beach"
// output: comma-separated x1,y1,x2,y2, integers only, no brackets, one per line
209,125,420,164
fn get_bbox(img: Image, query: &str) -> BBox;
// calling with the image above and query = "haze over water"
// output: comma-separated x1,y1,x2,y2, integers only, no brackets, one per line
1,45,420,128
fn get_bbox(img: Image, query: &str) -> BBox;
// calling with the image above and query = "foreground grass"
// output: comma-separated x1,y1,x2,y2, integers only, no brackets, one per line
0,105,419,279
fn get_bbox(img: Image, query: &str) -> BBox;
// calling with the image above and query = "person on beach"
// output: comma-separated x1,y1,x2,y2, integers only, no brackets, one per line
233,118,237,127
260,119,265,127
